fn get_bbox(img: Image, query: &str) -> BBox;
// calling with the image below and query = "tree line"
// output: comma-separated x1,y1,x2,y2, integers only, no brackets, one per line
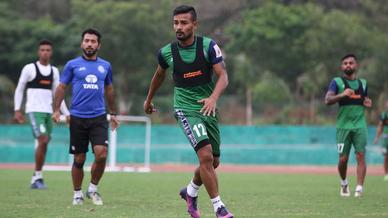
1,0,387,124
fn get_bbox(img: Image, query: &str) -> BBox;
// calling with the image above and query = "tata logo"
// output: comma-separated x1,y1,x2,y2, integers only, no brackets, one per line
83,74,98,89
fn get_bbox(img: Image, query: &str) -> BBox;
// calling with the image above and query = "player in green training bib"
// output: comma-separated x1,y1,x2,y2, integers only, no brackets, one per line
144,5,233,218
373,99,388,181
325,54,372,197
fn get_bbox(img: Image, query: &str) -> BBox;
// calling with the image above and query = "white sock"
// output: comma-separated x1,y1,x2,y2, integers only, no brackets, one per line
211,196,224,212
88,183,98,193
34,171,43,179
341,178,348,186
31,171,43,184
187,180,200,197
355,185,363,192
74,190,83,198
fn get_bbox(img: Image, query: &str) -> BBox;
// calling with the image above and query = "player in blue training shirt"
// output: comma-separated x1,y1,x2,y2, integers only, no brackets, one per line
52,28,119,206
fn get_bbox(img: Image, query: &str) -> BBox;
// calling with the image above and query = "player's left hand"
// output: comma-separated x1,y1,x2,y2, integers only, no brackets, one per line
110,115,120,131
363,97,372,108
198,97,217,117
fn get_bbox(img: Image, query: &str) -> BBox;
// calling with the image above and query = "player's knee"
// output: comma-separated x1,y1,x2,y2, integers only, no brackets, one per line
339,155,348,164
95,151,107,163
356,152,366,161
199,153,213,166
73,160,85,169
38,135,49,145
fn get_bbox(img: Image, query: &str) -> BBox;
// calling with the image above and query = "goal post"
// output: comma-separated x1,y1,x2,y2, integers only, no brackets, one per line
43,114,151,172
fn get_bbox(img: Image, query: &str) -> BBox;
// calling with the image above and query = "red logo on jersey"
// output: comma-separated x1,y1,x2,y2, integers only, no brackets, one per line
183,70,203,79
39,80,52,85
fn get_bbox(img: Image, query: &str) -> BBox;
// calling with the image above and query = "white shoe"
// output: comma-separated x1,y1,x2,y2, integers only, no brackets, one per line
340,185,350,197
354,190,362,197
72,196,84,205
86,191,103,205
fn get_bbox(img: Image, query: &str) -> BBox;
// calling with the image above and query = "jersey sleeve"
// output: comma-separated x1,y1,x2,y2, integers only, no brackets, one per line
328,79,338,94
60,62,73,85
105,64,113,85
207,40,223,65
14,65,31,111
157,49,169,69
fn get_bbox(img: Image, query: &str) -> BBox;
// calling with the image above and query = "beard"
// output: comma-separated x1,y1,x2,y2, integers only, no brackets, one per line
83,47,98,57
343,68,355,75
176,31,192,42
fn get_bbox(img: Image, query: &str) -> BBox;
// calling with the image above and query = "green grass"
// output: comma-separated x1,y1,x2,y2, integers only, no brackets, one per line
1,170,388,217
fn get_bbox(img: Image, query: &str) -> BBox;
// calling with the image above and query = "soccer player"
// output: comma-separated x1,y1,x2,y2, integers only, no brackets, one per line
373,99,388,181
325,54,372,197
14,39,70,189
52,28,119,205
144,5,233,218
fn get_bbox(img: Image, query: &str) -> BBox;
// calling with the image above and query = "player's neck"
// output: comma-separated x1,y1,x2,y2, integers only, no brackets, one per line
343,73,356,80
82,54,98,61
38,59,50,66
178,35,195,47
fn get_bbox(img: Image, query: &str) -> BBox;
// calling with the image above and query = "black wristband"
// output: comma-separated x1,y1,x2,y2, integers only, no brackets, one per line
110,113,117,116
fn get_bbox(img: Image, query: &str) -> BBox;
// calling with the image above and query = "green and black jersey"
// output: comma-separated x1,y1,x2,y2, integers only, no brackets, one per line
157,36,223,111
327,77,368,129
380,111,388,135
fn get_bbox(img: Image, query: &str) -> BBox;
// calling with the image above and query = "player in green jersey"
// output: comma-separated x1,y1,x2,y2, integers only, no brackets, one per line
144,5,233,218
373,99,388,181
325,54,372,197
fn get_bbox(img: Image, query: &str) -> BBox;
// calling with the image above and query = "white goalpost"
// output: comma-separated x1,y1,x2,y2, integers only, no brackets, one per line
43,114,151,173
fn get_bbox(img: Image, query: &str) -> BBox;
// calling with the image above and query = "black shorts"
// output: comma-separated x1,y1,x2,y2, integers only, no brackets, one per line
69,114,108,154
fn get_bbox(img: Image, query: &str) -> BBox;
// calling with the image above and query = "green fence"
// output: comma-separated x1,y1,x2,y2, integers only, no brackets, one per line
0,125,383,165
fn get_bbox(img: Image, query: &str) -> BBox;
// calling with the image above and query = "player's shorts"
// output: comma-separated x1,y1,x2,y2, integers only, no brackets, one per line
174,109,220,157
336,128,367,156
69,114,108,154
27,112,52,138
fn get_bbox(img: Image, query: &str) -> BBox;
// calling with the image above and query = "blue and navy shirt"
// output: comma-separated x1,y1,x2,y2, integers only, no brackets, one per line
60,56,113,118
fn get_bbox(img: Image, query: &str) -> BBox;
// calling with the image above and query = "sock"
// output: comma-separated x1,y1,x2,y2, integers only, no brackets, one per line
74,190,83,198
88,182,98,193
187,180,200,197
34,171,43,179
31,171,43,184
341,178,348,186
211,196,224,212
355,185,363,192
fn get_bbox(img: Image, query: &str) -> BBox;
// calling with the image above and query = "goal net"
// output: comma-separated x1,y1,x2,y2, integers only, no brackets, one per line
43,114,151,172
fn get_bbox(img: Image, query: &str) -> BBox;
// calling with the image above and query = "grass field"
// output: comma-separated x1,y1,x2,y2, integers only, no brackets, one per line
1,169,388,218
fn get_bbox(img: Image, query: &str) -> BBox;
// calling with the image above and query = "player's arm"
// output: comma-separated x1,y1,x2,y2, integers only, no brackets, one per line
14,66,30,123
198,40,228,116
362,83,372,108
144,65,167,114
105,84,119,130
198,61,228,116
52,69,70,122
52,83,67,123
324,80,354,105
374,120,384,144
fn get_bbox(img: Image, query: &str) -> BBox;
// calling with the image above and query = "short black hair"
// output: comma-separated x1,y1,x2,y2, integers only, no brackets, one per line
82,28,102,43
341,53,357,61
173,5,197,21
39,39,53,47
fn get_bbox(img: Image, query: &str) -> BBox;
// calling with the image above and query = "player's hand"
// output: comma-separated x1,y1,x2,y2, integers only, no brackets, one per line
110,115,120,131
198,96,217,117
14,110,25,124
52,111,61,123
144,101,156,114
65,115,71,124
363,97,372,108
341,88,355,97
